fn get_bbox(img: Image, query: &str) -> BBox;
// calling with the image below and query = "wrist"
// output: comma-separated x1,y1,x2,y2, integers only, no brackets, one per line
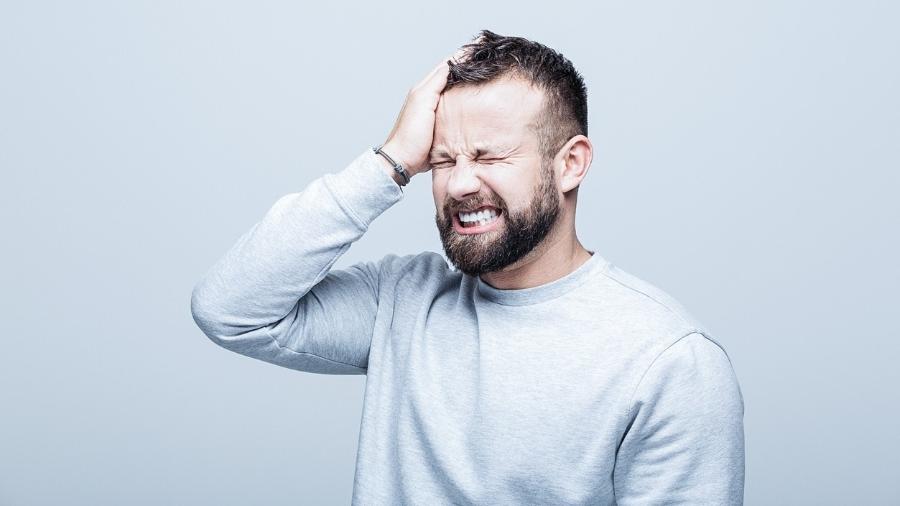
373,144,413,186
375,153,408,186
380,142,417,176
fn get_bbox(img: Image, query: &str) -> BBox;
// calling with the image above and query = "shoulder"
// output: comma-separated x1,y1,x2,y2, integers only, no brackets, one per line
629,331,744,423
590,260,741,392
591,260,710,346
601,262,704,329
639,332,741,395
596,262,743,409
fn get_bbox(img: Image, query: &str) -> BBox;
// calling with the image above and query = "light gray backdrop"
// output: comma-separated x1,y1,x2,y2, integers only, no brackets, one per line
1,1,897,504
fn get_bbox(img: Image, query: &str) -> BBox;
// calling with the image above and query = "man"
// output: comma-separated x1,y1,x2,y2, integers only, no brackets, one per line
191,30,745,505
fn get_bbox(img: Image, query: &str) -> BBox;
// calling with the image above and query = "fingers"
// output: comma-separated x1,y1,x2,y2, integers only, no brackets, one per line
426,60,451,92
413,56,454,96
413,45,470,92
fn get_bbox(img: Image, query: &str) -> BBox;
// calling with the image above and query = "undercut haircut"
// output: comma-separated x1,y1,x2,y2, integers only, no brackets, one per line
444,29,588,166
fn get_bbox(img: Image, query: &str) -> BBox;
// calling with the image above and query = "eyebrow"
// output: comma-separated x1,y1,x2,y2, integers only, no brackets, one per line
429,145,510,160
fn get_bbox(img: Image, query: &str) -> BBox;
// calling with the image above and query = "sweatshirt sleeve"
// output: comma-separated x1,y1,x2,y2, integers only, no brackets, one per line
190,148,405,375
613,332,746,505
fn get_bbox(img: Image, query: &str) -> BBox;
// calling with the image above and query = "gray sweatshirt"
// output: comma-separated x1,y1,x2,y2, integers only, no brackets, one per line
190,147,746,505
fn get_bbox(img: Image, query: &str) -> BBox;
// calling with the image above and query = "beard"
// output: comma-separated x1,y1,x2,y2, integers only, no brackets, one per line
434,165,561,277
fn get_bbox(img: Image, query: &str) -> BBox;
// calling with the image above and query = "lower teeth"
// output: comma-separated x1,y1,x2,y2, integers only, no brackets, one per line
464,217,496,228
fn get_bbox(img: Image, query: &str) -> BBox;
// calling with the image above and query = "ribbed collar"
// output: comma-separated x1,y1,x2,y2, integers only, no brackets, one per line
474,251,609,306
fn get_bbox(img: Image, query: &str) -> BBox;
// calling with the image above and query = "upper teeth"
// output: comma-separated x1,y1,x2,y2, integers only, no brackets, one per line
459,208,499,223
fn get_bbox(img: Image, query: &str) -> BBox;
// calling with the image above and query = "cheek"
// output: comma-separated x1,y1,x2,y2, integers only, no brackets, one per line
484,175,521,207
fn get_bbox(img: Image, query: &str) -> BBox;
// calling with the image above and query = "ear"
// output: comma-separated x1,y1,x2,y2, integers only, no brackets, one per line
554,135,593,193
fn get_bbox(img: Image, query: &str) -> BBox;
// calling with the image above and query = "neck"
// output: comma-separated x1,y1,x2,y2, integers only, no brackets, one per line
479,226,593,290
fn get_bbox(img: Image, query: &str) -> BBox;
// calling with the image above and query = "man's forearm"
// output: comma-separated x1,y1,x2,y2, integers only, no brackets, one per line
190,148,403,346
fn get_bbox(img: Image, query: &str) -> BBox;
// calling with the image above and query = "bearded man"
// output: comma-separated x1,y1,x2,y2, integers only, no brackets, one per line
191,29,745,505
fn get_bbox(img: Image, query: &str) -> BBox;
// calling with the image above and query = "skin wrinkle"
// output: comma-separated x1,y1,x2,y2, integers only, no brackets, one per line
429,144,515,164
429,30,594,290
443,31,588,172
431,76,564,278
434,162,560,277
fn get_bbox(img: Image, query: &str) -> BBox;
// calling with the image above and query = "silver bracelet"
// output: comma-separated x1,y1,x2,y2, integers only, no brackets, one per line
373,145,410,186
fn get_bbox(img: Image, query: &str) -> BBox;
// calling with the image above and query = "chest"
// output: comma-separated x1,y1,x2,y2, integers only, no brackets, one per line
385,299,630,500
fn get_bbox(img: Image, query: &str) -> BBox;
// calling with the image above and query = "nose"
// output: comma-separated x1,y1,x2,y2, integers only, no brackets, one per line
446,161,483,202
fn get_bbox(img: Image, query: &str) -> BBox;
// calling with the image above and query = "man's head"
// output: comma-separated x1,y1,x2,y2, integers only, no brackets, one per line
431,30,592,277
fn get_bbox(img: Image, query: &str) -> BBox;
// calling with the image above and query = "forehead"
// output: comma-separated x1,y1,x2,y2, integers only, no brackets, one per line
432,75,545,157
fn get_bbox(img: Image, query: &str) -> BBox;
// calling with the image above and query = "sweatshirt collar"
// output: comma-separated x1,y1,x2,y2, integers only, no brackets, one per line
474,251,608,306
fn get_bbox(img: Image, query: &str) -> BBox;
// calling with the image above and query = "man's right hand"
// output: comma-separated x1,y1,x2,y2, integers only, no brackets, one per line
379,52,462,180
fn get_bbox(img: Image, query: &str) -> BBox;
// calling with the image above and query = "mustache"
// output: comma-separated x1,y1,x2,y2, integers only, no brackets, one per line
443,198,505,215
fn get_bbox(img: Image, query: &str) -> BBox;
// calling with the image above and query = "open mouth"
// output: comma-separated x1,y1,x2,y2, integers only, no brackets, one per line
458,206,502,228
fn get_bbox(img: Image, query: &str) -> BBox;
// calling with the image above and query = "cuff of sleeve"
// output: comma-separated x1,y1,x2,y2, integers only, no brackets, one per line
322,147,405,229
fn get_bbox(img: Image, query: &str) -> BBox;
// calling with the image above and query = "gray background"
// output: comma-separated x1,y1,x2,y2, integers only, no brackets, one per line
1,1,897,504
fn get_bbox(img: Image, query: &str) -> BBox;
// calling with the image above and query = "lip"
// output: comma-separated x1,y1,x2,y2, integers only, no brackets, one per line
457,205,499,214
453,208,504,235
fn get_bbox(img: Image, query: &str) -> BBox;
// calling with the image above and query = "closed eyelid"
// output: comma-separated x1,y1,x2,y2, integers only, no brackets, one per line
429,149,509,166
433,154,505,161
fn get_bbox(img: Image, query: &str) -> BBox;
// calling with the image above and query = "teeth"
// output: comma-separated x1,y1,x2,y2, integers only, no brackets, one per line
459,208,499,224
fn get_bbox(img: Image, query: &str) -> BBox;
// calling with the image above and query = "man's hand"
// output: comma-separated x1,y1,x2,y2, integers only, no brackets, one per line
379,52,462,180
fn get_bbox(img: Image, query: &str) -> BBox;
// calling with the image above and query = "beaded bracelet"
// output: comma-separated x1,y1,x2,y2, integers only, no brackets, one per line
373,145,411,186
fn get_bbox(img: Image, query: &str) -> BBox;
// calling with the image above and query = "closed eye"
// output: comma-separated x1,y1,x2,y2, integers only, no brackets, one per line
430,157,505,169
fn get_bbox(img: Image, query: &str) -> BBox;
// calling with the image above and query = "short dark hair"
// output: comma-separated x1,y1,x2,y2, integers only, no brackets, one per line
444,29,588,165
